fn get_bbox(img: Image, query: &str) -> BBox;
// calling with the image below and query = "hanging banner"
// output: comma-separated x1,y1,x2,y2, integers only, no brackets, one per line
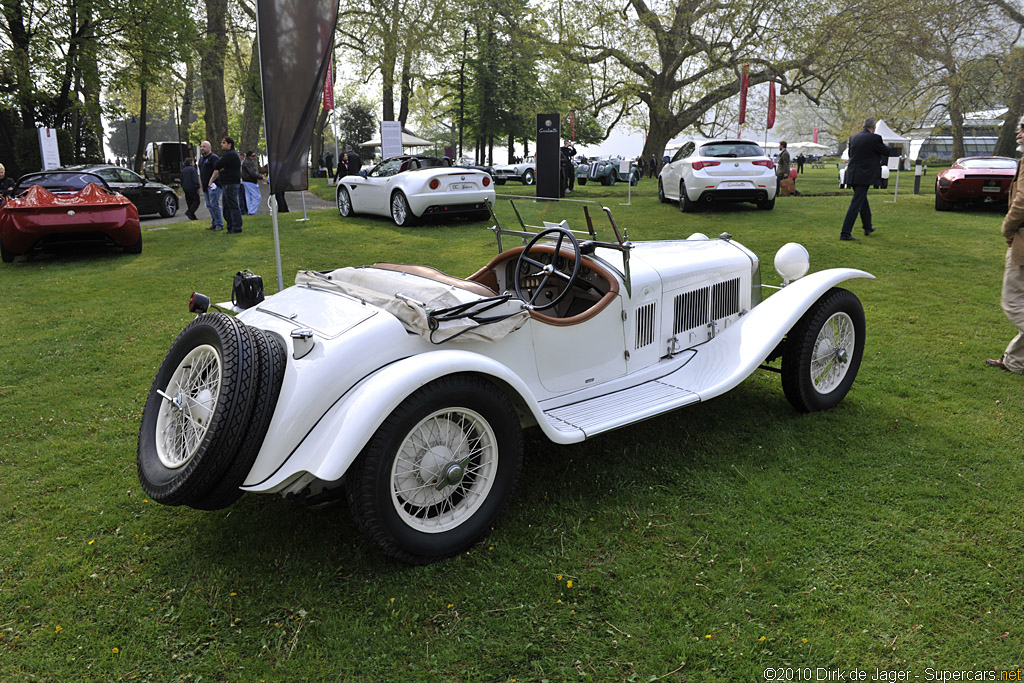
256,0,340,194
766,80,777,130
380,121,403,160
813,127,819,144
323,59,334,111
38,127,61,170
738,66,749,126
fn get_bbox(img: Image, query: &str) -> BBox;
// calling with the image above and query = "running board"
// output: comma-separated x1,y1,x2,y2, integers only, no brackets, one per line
542,379,700,437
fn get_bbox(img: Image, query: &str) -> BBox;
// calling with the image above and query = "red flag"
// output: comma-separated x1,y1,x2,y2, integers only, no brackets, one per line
322,59,335,111
738,66,749,125
767,80,776,130
813,127,819,144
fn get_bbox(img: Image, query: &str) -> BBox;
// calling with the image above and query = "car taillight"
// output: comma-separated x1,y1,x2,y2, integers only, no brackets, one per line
691,161,721,170
752,159,776,170
189,292,210,314
429,178,440,189
482,176,490,187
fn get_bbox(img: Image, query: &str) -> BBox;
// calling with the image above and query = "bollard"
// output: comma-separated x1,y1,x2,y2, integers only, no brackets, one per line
914,160,922,194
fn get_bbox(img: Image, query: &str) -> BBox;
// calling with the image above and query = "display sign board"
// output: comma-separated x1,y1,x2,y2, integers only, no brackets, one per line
380,121,403,160
619,159,630,175
536,114,560,198
38,127,61,170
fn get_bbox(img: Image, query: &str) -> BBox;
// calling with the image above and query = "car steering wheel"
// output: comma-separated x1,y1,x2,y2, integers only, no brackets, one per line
514,228,582,311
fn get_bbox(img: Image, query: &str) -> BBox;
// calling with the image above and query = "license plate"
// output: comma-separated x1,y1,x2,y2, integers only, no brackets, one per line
983,181,1001,193
449,183,474,191
719,181,751,189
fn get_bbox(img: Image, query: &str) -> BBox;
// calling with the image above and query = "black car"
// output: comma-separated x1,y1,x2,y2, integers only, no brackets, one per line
62,165,178,218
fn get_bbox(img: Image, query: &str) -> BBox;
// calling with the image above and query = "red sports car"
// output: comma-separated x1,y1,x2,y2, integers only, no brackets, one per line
934,156,1017,211
0,171,141,263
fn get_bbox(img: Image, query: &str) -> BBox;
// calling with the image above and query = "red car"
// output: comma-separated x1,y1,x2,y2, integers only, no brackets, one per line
0,171,141,263
934,156,1017,211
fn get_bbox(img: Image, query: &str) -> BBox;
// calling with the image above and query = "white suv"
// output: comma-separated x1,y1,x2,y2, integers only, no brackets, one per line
659,140,778,211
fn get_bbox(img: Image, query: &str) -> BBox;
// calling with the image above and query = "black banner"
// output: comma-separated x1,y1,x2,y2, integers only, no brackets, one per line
536,114,560,198
256,0,339,194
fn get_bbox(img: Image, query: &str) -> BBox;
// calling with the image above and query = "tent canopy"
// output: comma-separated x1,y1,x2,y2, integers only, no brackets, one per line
789,141,829,153
359,131,434,148
873,119,910,145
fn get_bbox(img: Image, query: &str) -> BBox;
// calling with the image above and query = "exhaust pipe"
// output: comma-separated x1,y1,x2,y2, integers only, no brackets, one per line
703,194,714,203
755,192,766,202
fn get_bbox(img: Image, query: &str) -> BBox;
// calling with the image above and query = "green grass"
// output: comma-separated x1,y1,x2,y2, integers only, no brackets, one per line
3,167,1023,681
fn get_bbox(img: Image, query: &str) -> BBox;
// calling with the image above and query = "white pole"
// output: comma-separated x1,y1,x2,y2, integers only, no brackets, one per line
296,190,310,221
269,194,284,292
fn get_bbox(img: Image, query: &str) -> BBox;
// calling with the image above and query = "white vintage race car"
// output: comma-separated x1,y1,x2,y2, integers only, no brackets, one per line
491,157,536,185
336,155,494,226
137,198,873,564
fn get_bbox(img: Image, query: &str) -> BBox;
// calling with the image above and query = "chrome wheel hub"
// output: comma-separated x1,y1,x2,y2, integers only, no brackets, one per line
811,312,855,394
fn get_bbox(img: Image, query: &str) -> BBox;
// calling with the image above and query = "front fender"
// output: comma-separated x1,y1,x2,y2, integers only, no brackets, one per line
671,267,874,402
241,350,562,493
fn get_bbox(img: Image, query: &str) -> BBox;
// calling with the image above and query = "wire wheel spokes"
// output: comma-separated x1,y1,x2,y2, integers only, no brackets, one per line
810,312,854,393
154,344,222,469
390,408,497,533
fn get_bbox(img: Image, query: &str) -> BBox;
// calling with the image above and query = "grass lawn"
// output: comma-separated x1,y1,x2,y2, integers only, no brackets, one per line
2,166,1022,681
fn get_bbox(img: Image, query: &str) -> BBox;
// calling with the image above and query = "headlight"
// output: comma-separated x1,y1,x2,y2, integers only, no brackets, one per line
774,243,809,284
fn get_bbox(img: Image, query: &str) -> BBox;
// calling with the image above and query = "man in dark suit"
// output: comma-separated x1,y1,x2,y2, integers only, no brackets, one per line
334,145,362,183
840,117,898,241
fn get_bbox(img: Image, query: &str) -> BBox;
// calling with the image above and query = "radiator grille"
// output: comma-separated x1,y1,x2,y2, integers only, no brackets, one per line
635,302,656,348
673,277,741,334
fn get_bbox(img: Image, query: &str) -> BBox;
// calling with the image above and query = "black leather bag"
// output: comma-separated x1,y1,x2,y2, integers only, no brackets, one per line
232,269,265,309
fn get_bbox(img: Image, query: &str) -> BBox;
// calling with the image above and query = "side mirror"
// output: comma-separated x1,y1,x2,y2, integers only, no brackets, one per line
359,169,368,178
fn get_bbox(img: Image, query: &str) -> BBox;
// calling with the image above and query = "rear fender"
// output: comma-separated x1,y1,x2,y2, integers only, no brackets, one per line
241,350,561,493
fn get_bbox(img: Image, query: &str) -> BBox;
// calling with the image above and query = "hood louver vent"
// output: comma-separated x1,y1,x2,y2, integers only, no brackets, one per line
674,277,741,334
635,302,656,349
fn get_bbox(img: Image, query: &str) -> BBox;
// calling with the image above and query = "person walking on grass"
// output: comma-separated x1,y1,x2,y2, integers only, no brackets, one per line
180,157,200,220
839,117,898,241
987,115,1024,374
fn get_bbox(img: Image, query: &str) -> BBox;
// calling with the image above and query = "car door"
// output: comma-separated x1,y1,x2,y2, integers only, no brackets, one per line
664,142,695,198
117,168,159,214
351,158,401,215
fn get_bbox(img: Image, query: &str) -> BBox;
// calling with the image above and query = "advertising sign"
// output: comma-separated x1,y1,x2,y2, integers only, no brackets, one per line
380,121,403,160
38,127,61,170
536,114,560,199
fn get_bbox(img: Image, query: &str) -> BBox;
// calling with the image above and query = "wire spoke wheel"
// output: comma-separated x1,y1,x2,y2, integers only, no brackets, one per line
810,312,854,393
781,288,865,413
155,345,222,469
390,408,497,533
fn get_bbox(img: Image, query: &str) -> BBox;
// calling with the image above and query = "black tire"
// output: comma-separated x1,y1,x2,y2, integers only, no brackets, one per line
757,196,776,211
577,178,587,186
390,191,418,226
781,288,865,413
658,179,670,203
522,169,535,186
934,185,953,211
601,174,615,186
494,178,506,185
137,313,259,506
123,234,143,254
1,240,15,263
630,172,639,186
879,178,889,189
192,327,287,510
159,193,178,218
337,186,354,217
345,375,524,564
679,182,696,213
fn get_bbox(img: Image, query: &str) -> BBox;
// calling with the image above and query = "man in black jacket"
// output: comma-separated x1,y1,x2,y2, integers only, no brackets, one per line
210,136,243,233
840,117,898,241
180,157,201,220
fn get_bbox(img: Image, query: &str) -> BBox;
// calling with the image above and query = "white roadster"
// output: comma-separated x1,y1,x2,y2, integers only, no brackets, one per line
336,155,495,226
138,197,873,564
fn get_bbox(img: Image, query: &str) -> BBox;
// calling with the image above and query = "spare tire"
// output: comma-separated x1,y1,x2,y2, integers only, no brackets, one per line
137,313,258,506
191,327,287,510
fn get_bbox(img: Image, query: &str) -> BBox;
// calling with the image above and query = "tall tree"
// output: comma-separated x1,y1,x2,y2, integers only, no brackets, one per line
201,0,229,141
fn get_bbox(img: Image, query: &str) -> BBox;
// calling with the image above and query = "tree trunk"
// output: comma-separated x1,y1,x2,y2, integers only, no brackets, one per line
398,44,413,125
201,0,229,141
507,134,514,164
2,0,35,128
240,35,263,154
79,10,103,163
135,85,148,174
181,60,195,147
995,49,1024,157
310,107,329,176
